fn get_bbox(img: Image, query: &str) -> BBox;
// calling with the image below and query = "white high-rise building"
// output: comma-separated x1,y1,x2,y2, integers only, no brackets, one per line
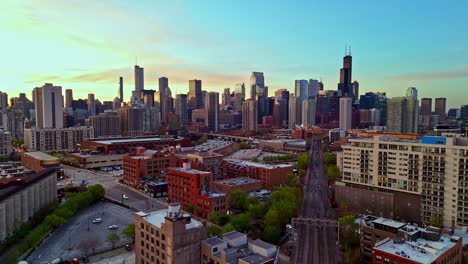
339,97,352,130
301,98,316,127
33,83,64,129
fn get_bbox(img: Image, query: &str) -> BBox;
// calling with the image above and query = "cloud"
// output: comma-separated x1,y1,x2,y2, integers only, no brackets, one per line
387,69,468,80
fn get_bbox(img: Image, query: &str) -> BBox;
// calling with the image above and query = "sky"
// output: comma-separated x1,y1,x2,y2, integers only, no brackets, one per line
1,0,468,108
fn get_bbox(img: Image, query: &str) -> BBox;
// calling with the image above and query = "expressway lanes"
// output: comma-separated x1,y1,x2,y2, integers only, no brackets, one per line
293,136,339,264
61,165,167,212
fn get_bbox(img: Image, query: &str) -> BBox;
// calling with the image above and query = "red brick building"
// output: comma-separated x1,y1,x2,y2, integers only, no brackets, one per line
213,177,262,196
123,147,170,189
222,159,293,189
166,163,227,218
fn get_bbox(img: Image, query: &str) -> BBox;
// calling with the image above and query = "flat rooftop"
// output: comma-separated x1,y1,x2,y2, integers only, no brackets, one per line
137,209,202,230
215,177,261,186
224,159,292,169
375,236,461,264
249,239,276,250
372,218,407,229
239,254,271,264
168,166,211,175
92,137,174,145
203,236,226,247
23,152,59,162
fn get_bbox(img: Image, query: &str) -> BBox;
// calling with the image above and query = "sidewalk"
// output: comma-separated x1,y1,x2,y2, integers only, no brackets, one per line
89,247,135,264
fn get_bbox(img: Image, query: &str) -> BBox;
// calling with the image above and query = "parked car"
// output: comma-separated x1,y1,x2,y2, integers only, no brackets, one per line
71,258,80,264
92,218,102,224
125,244,133,251
122,194,129,199
108,225,118,229
81,256,90,263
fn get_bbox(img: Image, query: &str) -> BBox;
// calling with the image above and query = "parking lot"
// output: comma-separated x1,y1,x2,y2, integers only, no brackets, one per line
28,201,135,264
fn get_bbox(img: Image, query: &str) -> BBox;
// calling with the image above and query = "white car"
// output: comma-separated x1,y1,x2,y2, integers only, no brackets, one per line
108,225,118,229
92,218,102,224
122,195,129,199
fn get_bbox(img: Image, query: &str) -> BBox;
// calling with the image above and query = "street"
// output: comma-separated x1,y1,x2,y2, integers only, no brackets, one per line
61,165,167,212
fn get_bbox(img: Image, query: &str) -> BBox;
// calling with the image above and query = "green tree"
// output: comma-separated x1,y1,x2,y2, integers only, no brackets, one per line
262,225,281,243
326,165,340,182
122,223,135,242
207,211,218,223
229,190,248,211
251,157,259,162
222,223,235,233
106,233,120,249
231,213,251,233
323,152,335,165
216,213,231,226
207,225,223,238
12,138,24,146
88,184,105,199
44,214,65,229
296,152,310,170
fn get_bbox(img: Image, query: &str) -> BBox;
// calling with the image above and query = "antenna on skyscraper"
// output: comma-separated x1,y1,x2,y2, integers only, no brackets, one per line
345,44,347,55
349,45,352,56
135,56,138,65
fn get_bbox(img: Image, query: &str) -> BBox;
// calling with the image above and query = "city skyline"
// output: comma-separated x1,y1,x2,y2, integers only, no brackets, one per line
1,0,468,108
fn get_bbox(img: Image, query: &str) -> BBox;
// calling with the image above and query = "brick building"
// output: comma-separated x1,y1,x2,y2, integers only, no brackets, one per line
222,159,293,190
166,163,227,218
213,177,262,196
123,148,170,189
135,203,206,264
169,151,224,180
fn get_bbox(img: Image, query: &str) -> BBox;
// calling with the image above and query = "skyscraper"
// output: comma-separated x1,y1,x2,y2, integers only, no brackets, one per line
308,79,319,98
33,83,64,129
65,89,73,108
387,96,419,134
250,72,265,99
234,83,245,100
242,100,258,131
318,81,324,91
175,94,188,126
420,98,432,116
338,49,353,98
87,93,96,116
159,77,170,123
118,107,144,136
295,80,308,100
351,81,359,104
406,87,418,100
188,79,202,109
339,97,352,130
288,96,301,129
302,98,316,127
222,88,230,106
134,65,144,91
435,97,447,123
205,92,219,132
0,91,8,110
119,76,124,102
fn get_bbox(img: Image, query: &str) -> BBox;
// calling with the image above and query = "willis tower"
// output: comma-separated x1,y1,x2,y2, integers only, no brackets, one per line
338,46,353,99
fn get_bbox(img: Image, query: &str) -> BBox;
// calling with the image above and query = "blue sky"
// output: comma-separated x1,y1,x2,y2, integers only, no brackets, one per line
1,0,467,108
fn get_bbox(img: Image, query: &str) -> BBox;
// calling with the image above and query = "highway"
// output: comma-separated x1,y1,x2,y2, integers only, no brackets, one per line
292,136,340,264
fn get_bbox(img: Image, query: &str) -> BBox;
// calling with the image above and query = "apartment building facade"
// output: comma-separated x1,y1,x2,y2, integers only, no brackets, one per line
341,136,468,227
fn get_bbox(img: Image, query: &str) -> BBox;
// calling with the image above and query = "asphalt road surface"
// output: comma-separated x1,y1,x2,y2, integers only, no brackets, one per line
293,137,340,264
61,165,167,212
27,201,134,264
